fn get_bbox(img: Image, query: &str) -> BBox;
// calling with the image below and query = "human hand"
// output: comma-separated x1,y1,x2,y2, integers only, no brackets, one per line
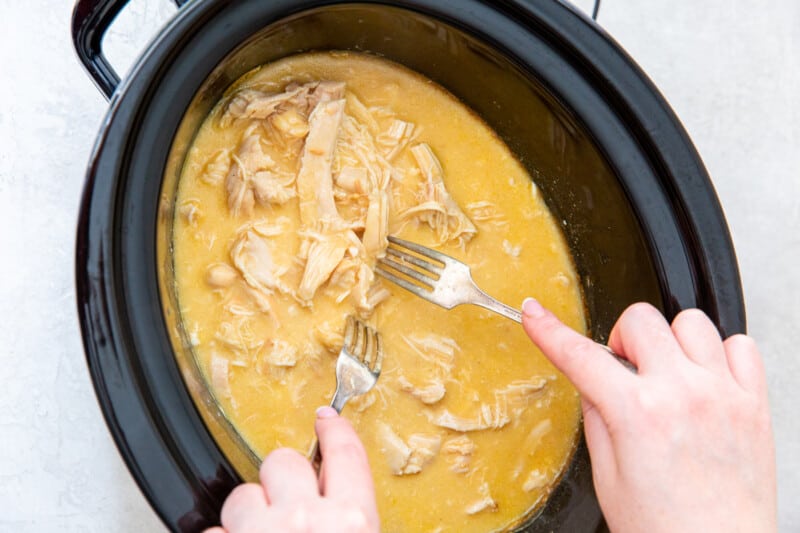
521,299,776,533
205,407,379,533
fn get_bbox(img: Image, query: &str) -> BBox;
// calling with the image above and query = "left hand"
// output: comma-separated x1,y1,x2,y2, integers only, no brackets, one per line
205,407,379,533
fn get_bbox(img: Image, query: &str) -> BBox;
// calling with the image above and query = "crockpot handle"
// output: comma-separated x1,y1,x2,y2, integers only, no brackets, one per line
71,0,190,99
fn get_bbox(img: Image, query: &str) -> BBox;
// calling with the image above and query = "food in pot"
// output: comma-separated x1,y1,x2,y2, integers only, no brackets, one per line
172,51,585,532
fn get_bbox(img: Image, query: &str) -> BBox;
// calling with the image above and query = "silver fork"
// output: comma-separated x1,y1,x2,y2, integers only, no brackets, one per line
376,236,636,372
310,316,383,472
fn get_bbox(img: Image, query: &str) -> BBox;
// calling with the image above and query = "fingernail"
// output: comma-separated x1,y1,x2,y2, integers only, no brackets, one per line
522,297,545,318
316,406,338,419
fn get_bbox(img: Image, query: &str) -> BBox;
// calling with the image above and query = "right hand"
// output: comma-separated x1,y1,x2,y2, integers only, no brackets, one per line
521,299,776,533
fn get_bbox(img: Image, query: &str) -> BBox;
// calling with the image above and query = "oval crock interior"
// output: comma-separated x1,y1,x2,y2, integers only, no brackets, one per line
157,4,662,530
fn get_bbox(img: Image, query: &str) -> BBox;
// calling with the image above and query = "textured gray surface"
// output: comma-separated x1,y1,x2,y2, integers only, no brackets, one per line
0,0,796,531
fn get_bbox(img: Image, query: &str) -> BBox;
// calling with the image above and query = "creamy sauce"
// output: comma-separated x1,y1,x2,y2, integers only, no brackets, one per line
172,51,584,532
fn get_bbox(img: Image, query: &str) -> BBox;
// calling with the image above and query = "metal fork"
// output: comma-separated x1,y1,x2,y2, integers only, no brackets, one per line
376,236,636,372
310,316,383,472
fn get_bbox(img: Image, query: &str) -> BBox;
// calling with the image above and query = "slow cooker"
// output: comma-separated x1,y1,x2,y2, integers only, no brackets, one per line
72,0,745,531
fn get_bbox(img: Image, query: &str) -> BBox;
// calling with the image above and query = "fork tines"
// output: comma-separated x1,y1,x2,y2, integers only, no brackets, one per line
376,236,444,292
346,315,384,374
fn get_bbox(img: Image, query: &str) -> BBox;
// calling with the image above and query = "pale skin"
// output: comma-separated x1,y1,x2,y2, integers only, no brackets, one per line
208,301,777,533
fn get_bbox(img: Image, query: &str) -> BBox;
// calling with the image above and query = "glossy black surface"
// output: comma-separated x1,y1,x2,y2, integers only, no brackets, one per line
75,1,745,531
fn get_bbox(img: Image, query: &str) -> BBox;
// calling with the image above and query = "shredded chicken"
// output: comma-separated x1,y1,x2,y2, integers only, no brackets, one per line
427,377,550,432
226,132,284,216
218,81,346,127
335,166,370,194
297,230,350,302
522,469,549,493
442,435,475,474
401,333,458,373
314,321,344,354
362,189,389,258
465,483,498,515
200,150,231,186
179,199,201,226
398,143,477,246
426,405,510,432
262,339,299,368
297,99,346,225
465,201,507,226
377,119,417,161
230,230,289,297
502,239,521,258
377,423,440,475
397,375,446,405
210,353,231,399
206,263,239,288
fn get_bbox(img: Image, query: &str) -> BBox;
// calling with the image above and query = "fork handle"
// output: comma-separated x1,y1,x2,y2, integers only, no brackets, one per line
471,290,637,373
471,289,523,323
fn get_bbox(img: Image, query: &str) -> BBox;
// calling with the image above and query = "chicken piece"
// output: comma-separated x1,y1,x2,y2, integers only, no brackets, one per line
502,239,521,258
297,231,350,302
205,263,238,288
335,166,370,194
465,201,507,226
348,389,377,413
215,319,265,359
405,434,441,475
251,170,296,206
465,483,498,515
377,422,411,475
377,423,440,476
495,377,550,410
230,230,288,296
337,114,393,192
442,435,475,474
397,375,446,405
428,377,550,432
210,353,232,399
226,133,277,216
271,108,309,138
200,150,231,186
220,81,347,128
377,119,416,161
262,339,299,368
296,99,346,225
522,469,549,493
362,189,389,259
306,81,347,109
400,143,477,246
344,92,380,134
314,321,344,354
179,199,201,226
219,86,305,127
426,405,511,432
401,334,458,373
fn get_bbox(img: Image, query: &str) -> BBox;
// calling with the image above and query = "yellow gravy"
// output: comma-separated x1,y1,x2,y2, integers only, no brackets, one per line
173,51,584,532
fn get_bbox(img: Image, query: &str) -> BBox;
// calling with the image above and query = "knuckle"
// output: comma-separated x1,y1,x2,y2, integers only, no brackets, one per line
671,308,708,329
725,333,757,351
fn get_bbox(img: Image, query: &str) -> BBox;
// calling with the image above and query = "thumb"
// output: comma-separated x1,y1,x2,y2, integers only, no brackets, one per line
521,298,632,409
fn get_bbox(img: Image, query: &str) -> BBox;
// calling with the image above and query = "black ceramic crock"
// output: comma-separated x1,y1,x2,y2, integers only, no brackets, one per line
73,0,746,531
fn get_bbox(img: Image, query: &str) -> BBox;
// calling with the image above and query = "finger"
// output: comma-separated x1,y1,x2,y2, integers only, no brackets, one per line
608,302,684,373
723,334,767,393
260,448,320,505
580,397,617,484
315,407,379,529
220,483,270,531
521,298,633,409
670,308,728,374
203,528,225,533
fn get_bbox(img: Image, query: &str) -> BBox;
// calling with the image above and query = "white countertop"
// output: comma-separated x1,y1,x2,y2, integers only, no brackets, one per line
0,0,797,530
